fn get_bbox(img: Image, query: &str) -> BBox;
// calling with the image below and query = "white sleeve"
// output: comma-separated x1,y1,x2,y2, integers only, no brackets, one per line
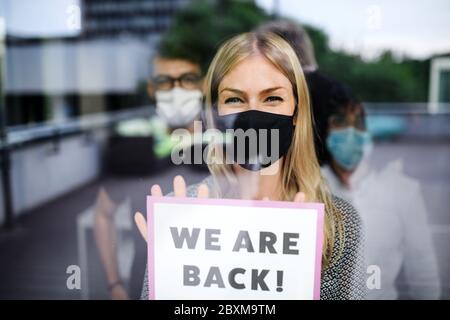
400,179,441,299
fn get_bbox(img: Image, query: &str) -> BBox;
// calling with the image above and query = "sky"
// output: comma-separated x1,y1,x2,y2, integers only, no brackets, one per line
257,0,450,60
0,0,81,38
0,0,449,60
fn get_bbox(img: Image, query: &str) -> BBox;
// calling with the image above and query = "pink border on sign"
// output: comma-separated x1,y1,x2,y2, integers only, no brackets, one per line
146,196,324,300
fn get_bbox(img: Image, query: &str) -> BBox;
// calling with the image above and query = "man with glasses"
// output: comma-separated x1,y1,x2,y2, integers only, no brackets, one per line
143,56,205,160
150,56,203,129
94,53,208,300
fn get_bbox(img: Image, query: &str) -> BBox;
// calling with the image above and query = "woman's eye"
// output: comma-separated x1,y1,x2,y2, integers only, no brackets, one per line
265,96,283,102
224,97,243,104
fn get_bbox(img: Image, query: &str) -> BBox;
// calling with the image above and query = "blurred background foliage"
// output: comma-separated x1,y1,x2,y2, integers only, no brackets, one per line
158,0,449,103
157,0,270,73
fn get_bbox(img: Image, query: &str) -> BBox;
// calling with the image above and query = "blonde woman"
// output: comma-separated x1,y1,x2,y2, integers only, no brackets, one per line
135,32,365,299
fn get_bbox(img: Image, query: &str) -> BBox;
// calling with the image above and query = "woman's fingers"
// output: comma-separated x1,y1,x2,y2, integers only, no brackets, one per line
293,192,306,203
150,184,163,197
134,211,148,242
173,175,187,197
197,183,209,198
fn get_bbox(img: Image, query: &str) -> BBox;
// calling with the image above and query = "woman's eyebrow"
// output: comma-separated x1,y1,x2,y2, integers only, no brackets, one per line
219,88,244,95
219,86,285,95
259,86,285,95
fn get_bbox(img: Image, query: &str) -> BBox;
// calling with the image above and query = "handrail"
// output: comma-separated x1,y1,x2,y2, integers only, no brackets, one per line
0,105,154,150
365,102,450,115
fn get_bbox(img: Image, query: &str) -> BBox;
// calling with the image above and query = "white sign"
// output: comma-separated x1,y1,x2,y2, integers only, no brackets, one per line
147,196,324,300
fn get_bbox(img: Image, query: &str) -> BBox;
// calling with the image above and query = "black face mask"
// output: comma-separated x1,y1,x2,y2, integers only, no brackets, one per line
218,110,295,171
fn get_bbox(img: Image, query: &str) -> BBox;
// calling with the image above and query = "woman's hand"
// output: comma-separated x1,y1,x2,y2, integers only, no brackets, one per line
110,283,129,300
293,192,306,203
134,175,305,242
134,175,209,242
262,192,305,202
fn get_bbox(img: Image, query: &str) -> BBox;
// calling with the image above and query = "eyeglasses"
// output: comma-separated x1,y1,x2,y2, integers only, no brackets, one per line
151,73,202,91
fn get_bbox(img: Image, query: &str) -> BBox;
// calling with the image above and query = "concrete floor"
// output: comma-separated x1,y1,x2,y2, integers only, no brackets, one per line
0,165,209,299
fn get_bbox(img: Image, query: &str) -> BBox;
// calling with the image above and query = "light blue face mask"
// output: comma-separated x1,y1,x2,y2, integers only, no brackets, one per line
326,127,372,170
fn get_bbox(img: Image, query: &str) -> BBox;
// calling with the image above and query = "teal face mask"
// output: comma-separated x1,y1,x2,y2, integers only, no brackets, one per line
326,127,372,170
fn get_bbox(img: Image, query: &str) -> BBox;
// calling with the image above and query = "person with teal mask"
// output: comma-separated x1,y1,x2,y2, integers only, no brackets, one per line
326,124,372,172
323,96,372,187
315,86,440,300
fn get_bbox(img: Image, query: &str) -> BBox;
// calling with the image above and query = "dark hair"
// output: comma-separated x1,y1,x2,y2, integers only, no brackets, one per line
308,71,366,165
155,41,202,69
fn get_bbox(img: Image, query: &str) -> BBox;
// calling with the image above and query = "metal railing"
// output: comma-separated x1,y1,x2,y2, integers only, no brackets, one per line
0,106,154,229
1,106,154,150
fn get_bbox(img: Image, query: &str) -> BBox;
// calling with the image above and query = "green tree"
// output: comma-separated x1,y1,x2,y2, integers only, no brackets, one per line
158,0,270,73
304,24,431,102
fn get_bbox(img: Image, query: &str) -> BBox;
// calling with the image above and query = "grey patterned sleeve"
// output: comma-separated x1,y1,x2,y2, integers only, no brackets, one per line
141,266,149,300
320,196,367,300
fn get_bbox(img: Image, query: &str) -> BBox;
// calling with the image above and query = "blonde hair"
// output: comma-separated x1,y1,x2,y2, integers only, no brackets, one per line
203,32,343,269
